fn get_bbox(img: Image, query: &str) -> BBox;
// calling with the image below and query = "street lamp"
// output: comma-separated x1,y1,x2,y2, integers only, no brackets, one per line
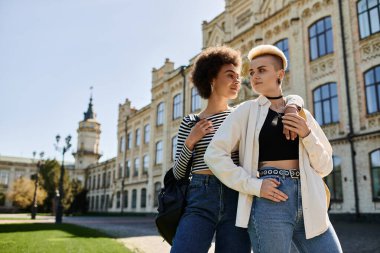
55,134,71,224
31,151,44,220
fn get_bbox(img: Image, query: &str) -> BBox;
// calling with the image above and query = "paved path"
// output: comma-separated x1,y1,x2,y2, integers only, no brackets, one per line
1,214,380,253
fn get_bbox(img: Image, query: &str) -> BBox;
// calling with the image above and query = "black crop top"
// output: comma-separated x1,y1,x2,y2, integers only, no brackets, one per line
259,108,299,162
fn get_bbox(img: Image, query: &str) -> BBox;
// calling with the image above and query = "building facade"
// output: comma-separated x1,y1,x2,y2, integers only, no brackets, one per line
84,0,380,217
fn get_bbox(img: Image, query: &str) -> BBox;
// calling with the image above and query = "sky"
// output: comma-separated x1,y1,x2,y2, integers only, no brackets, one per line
0,0,225,163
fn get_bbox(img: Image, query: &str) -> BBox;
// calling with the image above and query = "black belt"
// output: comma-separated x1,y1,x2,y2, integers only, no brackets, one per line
259,168,300,179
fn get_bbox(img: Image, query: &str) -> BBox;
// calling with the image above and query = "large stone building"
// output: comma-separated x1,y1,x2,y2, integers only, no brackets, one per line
3,0,379,217
85,0,380,217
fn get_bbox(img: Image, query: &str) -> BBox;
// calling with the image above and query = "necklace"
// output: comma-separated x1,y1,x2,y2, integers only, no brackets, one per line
270,100,285,126
266,95,283,99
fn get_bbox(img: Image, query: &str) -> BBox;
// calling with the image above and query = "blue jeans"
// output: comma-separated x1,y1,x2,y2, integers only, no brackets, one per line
171,174,251,253
248,167,342,253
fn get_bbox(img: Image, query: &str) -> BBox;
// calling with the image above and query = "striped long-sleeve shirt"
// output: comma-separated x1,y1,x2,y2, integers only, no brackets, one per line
173,109,239,179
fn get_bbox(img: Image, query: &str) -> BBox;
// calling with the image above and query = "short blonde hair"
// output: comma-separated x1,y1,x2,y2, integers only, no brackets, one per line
247,45,288,71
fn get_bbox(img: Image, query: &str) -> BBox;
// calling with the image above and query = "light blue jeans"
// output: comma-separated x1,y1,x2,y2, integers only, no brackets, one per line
248,167,342,253
171,174,251,253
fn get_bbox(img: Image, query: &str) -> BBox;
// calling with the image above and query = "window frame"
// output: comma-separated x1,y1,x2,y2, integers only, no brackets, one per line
312,82,339,126
308,16,334,61
357,0,380,39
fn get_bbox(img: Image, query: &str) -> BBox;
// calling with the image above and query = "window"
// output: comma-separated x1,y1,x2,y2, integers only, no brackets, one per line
191,87,201,112
370,149,380,201
309,17,334,60
91,196,94,210
144,124,150,143
143,155,149,174
105,195,109,209
109,195,113,208
134,158,140,177
125,160,130,178
156,141,163,164
357,0,380,39
274,38,290,70
88,176,91,189
107,171,111,187
172,135,178,161
118,164,122,178
116,191,121,208
95,195,99,209
173,93,183,119
101,195,105,210
132,189,137,208
97,174,100,189
124,190,128,208
0,192,5,206
127,133,132,150
154,182,161,207
141,188,147,208
364,65,380,114
157,102,164,125
119,136,125,153
325,156,343,202
313,82,339,125
135,128,141,147
0,170,9,186
92,176,96,190
102,172,106,188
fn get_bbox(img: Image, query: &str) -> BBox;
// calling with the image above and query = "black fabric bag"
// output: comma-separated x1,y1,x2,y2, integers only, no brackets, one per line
155,114,199,245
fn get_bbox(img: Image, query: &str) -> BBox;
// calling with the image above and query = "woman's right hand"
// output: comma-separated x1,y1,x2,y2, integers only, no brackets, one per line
185,119,214,150
260,178,288,202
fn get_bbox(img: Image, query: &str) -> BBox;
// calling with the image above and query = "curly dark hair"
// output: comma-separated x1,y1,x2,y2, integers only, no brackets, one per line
191,46,241,99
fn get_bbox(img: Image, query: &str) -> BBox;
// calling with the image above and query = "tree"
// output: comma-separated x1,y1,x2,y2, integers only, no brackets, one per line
7,177,47,209
39,159,75,213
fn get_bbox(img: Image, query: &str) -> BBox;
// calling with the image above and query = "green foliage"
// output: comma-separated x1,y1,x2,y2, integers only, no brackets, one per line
38,159,85,213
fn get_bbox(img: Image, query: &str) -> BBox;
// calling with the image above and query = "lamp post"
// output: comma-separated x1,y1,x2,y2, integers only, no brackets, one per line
31,151,44,220
55,134,71,224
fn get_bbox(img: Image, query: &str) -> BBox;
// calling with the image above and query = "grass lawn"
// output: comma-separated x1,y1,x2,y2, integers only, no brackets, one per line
0,223,132,253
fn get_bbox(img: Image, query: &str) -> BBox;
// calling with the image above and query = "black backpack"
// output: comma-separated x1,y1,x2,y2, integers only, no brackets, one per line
155,114,199,245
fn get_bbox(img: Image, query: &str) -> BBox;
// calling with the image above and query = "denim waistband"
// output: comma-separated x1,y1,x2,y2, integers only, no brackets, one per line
190,173,221,185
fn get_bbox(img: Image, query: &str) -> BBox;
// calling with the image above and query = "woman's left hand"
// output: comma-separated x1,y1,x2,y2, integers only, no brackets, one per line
282,113,311,138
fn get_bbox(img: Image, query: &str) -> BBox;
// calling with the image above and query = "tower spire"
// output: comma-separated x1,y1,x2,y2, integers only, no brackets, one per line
84,86,95,120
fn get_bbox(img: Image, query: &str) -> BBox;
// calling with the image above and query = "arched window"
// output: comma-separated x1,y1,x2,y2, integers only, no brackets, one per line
123,191,128,208
132,189,137,209
313,82,339,125
172,135,178,161
144,124,150,143
135,128,141,147
274,38,290,70
173,93,183,119
156,102,164,125
155,141,163,165
357,0,380,39
143,155,149,174
325,156,343,201
141,188,147,208
309,17,334,60
191,87,201,112
154,182,162,207
364,65,380,114
134,158,140,177
370,149,380,201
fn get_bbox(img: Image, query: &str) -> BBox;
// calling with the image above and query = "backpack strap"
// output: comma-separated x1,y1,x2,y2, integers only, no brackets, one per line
183,114,200,179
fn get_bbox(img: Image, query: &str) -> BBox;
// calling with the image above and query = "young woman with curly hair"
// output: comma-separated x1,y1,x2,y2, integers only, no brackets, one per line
170,45,303,253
